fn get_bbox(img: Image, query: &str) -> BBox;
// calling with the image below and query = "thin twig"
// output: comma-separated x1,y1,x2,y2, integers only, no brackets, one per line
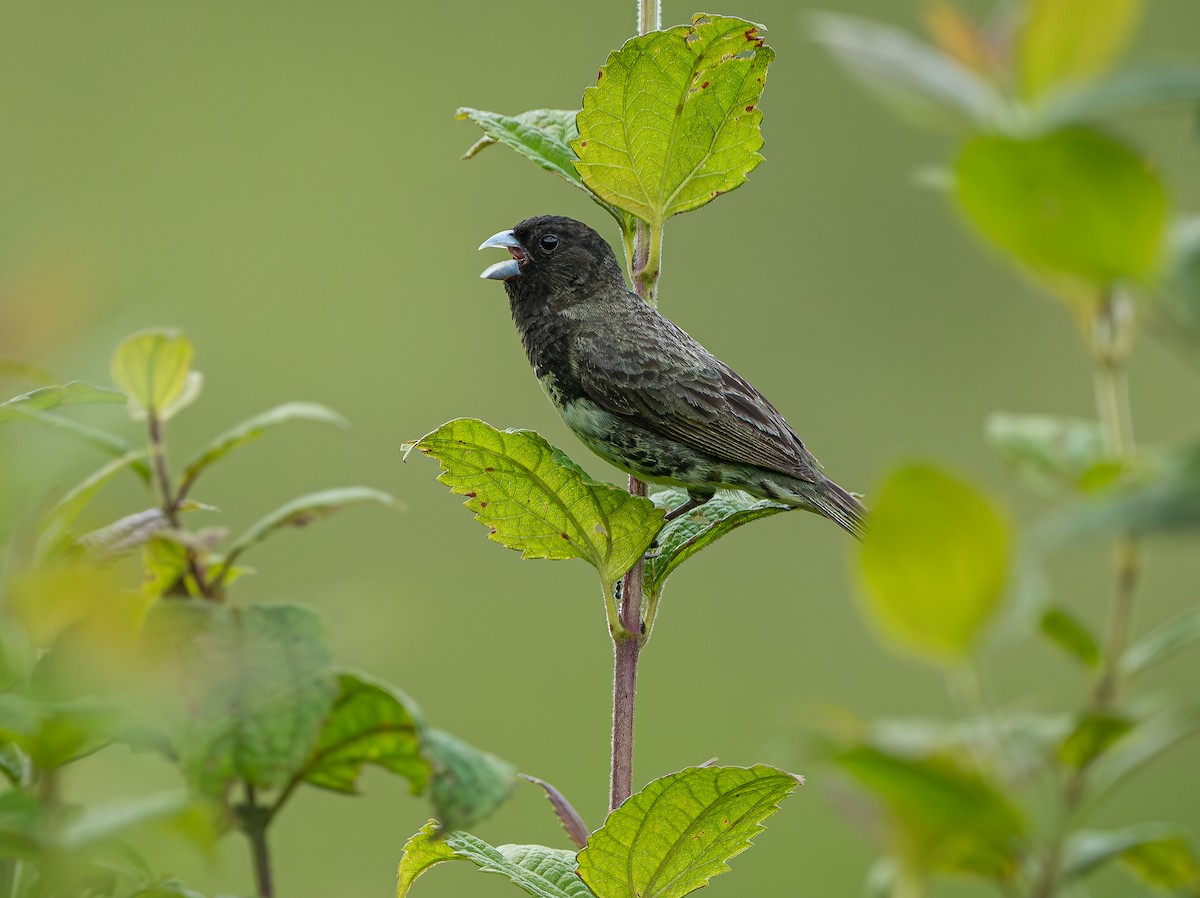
243,784,275,898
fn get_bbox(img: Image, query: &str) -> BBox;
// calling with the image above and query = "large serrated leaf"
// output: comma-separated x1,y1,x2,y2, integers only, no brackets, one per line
835,745,1024,879
576,764,800,898
298,670,428,796
810,12,1005,132
110,330,196,421
645,487,786,598
405,418,662,590
180,401,348,496
858,464,1010,665
1020,0,1143,99
142,602,338,797
396,819,587,898
573,14,773,226
955,128,1167,302
424,727,516,830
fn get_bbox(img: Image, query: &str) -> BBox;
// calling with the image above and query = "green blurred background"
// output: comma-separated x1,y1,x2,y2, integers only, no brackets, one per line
1,1,1197,895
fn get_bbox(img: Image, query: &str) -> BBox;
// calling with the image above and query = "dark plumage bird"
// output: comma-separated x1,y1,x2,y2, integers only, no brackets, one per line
479,215,866,540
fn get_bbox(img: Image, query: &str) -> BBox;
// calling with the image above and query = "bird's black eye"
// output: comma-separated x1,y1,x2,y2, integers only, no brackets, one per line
539,234,559,253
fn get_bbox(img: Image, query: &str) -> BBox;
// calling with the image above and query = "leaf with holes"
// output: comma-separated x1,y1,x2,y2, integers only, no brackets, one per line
576,765,801,898
573,14,774,226
405,418,662,591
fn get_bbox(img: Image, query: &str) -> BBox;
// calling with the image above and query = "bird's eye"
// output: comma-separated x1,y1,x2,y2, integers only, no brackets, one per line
539,234,559,253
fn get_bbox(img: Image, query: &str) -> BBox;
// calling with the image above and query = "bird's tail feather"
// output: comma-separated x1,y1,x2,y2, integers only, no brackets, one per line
809,477,868,542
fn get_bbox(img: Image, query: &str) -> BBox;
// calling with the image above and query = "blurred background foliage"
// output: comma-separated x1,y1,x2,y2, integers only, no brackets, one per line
1,1,1198,896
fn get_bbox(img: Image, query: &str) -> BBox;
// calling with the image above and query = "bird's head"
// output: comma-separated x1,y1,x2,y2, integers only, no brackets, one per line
478,215,626,303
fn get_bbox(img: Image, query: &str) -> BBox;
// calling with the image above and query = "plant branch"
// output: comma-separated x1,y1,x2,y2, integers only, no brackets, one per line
242,783,275,898
148,409,215,599
609,0,660,815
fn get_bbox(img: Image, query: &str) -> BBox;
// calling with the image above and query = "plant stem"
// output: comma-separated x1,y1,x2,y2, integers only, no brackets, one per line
243,784,275,898
1032,292,1141,898
609,0,660,815
148,409,215,599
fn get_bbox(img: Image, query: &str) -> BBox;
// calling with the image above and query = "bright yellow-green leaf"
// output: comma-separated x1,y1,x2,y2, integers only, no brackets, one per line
573,14,773,226
405,418,662,591
858,464,1010,665
576,765,801,898
110,330,195,421
1021,0,1144,99
955,128,1167,306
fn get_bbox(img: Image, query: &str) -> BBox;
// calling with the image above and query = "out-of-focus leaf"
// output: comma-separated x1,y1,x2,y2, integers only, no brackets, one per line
1044,443,1200,541
0,381,125,421
62,792,216,852
0,789,43,858
396,819,587,898
1162,216,1200,337
298,671,428,796
405,419,662,592
0,742,30,786
645,487,786,599
835,745,1024,879
985,413,1113,493
424,727,516,830
0,694,124,770
215,486,393,582
79,509,171,560
123,881,208,898
1123,607,1200,678
1039,606,1101,668
521,774,589,850
0,360,56,387
923,2,994,75
110,330,195,421
1058,712,1133,769
955,128,1167,305
141,602,337,797
1020,0,1144,99
574,14,773,225
858,464,1010,665
811,12,1005,131
1088,702,1200,801
576,765,801,898
1038,66,1200,129
0,406,148,480
180,402,348,496
36,452,148,560
1065,823,1200,892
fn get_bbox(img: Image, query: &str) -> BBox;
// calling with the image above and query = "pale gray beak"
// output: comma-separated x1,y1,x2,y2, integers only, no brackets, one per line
478,229,526,281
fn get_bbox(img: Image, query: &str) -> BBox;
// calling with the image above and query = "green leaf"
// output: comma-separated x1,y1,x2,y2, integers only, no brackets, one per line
110,330,195,421
1123,607,1200,678
0,789,44,859
858,464,1010,665
954,128,1167,308
1037,66,1200,129
396,819,588,898
405,419,662,592
79,508,172,560
0,694,123,770
0,742,30,786
573,14,774,226
217,486,394,579
180,402,348,495
61,792,215,852
1021,0,1144,99
835,745,1024,879
37,452,149,560
424,727,516,830
576,765,801,898
1162,216,1200,337
1039,606,1101,668
0,405,145,473
1089,702,1200,801
0,381,126,421
0,359,56,387
984,413,1112,493
298,670,428,796
1058,712,1134,769
1045,443,1200,540
645,487,786,599
141,602,338,797
1065,824,1200,892
810,12,1005,131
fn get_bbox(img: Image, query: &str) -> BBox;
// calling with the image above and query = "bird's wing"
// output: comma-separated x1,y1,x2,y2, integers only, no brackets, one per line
576,311,823,483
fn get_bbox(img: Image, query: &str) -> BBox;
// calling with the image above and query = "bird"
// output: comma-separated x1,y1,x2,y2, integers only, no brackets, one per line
478,215,866,540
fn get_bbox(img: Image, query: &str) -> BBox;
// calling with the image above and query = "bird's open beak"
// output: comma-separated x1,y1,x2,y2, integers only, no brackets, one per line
478,230,526,281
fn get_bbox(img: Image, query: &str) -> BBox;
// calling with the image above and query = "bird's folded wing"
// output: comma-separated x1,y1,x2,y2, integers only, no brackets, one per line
577,336,823,484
